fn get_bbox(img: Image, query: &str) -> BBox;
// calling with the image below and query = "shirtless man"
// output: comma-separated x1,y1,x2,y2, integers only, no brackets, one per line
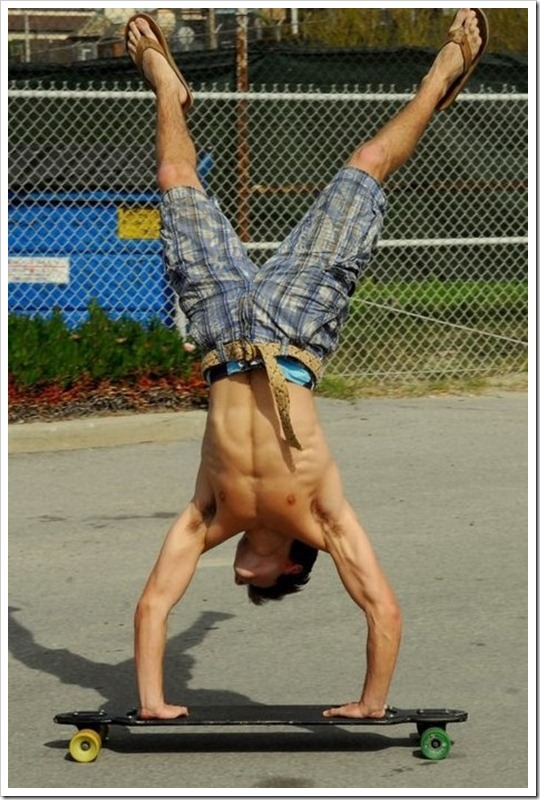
125,9,488,720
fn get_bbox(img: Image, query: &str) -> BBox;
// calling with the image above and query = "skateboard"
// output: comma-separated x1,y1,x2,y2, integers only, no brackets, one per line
54,704,467,763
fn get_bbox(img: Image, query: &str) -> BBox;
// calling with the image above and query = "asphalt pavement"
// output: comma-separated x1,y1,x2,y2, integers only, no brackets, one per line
6,392,531,795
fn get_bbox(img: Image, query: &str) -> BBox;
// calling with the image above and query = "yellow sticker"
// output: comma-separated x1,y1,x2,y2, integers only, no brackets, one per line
118,207,160,239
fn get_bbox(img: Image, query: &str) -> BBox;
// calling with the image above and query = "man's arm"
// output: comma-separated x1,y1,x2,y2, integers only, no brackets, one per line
322,500,402,719
134,503,207,719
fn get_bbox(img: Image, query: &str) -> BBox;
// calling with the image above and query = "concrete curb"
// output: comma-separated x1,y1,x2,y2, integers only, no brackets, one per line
8,410,207,454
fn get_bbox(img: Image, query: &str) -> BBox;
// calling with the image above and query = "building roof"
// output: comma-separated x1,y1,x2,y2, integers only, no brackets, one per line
8,12,97,35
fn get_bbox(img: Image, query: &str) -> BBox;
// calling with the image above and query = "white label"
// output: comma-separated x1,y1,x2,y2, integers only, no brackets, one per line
8,257,70,284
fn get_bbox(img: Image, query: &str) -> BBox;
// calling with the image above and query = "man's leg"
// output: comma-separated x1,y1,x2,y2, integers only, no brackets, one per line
127,15,257,359
126,17,203,193
348,8,484,183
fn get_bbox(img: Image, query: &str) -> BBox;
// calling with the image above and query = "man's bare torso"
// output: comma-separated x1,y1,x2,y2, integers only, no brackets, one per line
194,370,345,551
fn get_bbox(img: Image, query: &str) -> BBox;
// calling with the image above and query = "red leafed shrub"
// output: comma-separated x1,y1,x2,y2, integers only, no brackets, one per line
9,371,209,423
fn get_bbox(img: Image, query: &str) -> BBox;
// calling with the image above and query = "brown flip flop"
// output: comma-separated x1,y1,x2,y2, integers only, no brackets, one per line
125,13,194,113
437,8,489,111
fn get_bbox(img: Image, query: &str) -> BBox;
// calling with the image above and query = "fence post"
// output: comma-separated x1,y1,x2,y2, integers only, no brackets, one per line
236,8,250,242
207,8,218,49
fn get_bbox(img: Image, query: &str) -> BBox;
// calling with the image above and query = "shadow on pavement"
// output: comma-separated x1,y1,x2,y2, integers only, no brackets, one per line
88,729,418,756
8,605,251,712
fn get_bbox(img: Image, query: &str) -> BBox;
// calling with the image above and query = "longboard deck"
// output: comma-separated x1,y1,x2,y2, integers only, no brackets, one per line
55,705,468,762
55,705,467,727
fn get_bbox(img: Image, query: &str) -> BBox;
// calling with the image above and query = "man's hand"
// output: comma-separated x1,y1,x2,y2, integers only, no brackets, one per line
138,703,189,720
323,702,388,719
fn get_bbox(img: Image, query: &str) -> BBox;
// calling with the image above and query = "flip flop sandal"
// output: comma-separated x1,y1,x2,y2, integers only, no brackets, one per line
437,8,489,111
125,13,194,113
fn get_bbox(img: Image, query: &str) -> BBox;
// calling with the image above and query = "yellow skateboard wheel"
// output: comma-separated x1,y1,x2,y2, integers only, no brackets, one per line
69,728,102,763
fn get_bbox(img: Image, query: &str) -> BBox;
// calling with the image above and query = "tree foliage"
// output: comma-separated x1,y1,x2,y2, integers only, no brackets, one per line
297,8,528,54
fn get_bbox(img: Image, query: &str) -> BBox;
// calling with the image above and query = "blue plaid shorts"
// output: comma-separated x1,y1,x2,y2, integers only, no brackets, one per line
160,166,386,362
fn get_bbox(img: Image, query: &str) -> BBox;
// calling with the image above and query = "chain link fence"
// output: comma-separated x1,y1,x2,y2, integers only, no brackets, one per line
8,78,528,383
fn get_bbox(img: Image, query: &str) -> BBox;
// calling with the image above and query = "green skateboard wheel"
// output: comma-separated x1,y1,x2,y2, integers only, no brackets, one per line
420,727,452,760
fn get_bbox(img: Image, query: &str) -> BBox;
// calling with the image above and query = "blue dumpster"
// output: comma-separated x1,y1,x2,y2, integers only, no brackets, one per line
8,153,214,328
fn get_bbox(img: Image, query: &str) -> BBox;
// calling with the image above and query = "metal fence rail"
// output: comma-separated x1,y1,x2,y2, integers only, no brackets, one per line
8,82,528,382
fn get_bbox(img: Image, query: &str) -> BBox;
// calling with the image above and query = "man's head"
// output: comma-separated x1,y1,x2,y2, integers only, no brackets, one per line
233,535,318,605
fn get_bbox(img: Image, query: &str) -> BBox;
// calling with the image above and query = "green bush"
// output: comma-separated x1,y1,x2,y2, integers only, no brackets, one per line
8,302,197,389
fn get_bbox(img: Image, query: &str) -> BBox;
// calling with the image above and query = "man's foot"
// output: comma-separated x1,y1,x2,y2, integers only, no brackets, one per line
431,8,489,110
125,14,193,111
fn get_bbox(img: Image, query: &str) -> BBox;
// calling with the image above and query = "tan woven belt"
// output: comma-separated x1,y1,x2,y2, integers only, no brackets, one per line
201,341,322,450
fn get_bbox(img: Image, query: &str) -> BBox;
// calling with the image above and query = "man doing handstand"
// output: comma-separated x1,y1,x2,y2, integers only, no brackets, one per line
125,8,488,720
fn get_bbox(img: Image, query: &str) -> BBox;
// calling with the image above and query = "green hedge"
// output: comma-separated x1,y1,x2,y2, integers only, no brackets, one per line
8,302,197,389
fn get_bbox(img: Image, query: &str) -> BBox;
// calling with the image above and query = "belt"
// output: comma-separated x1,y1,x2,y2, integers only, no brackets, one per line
201,341,323,450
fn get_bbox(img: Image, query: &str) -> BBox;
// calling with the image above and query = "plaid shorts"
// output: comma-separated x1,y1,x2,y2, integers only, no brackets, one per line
160,166,386,361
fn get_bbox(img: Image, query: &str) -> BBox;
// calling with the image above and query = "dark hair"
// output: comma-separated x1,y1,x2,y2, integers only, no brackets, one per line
247,539,319,605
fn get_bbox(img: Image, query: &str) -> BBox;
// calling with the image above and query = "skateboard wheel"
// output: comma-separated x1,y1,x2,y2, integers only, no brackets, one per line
420,727,452,761
69,728,102,763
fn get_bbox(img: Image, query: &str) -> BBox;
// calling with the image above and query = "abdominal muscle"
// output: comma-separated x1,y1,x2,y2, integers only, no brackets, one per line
197,370,341,545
